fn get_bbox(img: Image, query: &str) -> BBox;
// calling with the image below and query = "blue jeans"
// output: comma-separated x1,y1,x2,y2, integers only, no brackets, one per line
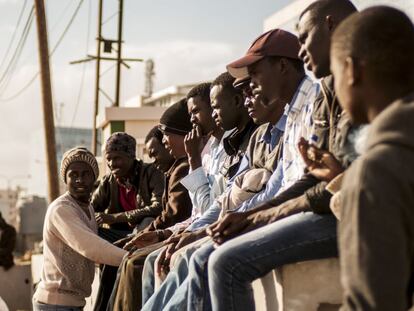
142,242,202,310
208,211,338,311
33,301,82,311
142,247,163,305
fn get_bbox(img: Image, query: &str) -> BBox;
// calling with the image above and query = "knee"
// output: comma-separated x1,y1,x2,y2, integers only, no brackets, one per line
188,244,216,277
146,249,160,266
208,247,232,276
209,244,246,284
126,257,135,273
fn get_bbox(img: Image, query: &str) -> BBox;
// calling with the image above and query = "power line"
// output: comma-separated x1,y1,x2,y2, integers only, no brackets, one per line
50,0,84,56
70,0,92,127
50,0,84,128
0,0,28,73
0,6,34,88
0,0,85,102
0,73,38,101
102,11,118,26
49,0,74,34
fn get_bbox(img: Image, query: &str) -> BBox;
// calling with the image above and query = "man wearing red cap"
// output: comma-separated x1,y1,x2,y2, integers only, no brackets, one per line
204,1,359,310
140,28,320,311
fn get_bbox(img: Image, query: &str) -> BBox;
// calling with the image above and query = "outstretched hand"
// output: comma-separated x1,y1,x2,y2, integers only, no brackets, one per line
123,231,159,253
298,138,344,182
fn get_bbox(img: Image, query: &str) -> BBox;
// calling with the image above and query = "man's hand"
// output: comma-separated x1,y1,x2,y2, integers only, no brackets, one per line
123,231,159,252
207,211,252,243
156,242,176,275
114,235,133,247
174,230,205,251
208,196,310,245
95,213,117,226
298,138,344,182
156,230,205,274
184,126,208,169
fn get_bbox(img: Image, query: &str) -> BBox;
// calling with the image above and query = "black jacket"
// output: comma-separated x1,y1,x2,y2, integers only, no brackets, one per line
91,159,164,230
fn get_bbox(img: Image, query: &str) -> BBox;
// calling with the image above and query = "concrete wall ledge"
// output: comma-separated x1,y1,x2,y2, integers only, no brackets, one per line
0,261,32,311
253,258,342,311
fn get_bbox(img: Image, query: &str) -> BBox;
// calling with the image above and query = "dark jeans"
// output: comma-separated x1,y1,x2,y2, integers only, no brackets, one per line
106,242,165,311
93,227,131,311
33,301,82,311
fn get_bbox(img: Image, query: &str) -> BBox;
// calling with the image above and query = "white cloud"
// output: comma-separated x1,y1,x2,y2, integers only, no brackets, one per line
0,39,244,195
123,40,242,93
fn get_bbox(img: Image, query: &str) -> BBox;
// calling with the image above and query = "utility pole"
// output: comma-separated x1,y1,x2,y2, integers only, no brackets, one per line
71,0,142,155
34,0,59,202
92,0,103,156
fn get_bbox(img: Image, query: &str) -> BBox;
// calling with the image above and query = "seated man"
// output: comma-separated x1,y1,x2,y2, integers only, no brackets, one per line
106,99,195,310
108,79,251,310
201,1,358,310
0,212,16,271
141,28,319,310
92,132,164,241
330,7,414,311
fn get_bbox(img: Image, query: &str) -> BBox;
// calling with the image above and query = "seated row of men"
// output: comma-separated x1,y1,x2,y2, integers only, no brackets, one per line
33,1,414,311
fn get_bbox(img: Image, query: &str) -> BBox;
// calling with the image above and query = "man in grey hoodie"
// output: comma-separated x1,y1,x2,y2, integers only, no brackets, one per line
330,6,414,311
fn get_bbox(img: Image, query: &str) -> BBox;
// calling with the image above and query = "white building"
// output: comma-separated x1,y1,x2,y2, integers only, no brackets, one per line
124,82,202,108
264,0,414,32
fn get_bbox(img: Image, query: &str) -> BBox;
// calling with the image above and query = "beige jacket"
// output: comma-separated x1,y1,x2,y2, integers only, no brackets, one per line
34,192,127,307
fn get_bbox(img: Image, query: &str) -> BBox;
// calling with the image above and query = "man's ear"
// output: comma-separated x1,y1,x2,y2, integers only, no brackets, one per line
325,15,335,32
345,57,362,86
279,58,288,74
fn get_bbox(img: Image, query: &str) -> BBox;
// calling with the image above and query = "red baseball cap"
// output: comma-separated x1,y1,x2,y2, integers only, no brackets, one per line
227,29,300,78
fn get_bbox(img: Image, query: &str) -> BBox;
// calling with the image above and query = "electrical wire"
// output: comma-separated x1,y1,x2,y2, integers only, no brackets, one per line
102,11,118,26
0,72,38,101
0,0,85,102
99,63,116,77
0,0,28,73
0,6,34,88
49,0,74,35
50,0,84,56
70,0,91,127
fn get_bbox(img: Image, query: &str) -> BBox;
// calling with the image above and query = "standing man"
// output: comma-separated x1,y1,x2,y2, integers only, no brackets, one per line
0,212,16,271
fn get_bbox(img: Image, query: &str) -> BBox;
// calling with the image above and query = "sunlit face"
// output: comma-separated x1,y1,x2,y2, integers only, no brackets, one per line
210,85,241,130
162,131,186,159
297,11,331,78
145,137,174,172
330,50,367,124
66,162,95,203
105,150,134,179
246,58,284,124
187,96,216,135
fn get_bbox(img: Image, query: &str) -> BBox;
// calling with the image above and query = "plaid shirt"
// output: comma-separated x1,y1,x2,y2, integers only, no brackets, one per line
279,76,320,192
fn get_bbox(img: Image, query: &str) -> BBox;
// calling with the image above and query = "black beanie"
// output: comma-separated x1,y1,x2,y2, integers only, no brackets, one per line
159,98,192,135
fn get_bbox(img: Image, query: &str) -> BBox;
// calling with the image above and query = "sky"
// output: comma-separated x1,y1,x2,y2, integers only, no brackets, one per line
0,0,293,193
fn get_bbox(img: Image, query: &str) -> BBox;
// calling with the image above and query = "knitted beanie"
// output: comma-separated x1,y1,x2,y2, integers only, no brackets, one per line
159,99,192,136
105,132,136,158
60,147,99,183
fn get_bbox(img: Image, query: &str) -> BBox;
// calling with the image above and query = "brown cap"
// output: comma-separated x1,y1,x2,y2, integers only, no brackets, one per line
227,29,300,78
